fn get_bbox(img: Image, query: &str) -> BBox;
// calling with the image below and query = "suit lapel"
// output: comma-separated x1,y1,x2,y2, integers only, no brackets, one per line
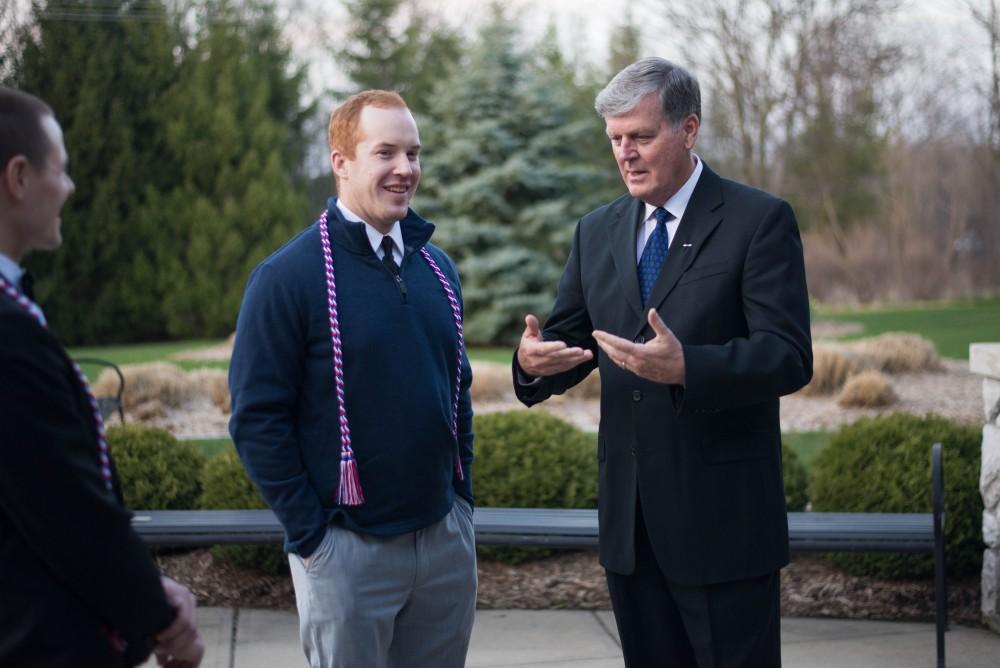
639,165,724,330
607,197,645,320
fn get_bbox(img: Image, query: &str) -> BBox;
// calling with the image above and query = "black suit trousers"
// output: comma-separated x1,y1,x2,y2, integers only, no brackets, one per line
605,496,782,668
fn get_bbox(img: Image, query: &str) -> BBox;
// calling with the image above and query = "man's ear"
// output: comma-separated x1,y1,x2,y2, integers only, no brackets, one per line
330,150,349,181
1,156,29,202
683,114,700,150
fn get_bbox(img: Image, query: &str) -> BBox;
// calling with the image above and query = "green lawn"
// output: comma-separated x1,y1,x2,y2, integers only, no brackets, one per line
70,339,510,370
69,339,223,366
813,297,1000,359
186,437,234,460
467,347,514,364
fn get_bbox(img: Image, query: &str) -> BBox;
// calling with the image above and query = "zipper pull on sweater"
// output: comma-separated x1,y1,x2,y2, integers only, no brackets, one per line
394,273,408,303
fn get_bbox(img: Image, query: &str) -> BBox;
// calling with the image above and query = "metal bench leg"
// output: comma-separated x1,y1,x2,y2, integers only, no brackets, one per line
932,442,946,668
935,540,946,668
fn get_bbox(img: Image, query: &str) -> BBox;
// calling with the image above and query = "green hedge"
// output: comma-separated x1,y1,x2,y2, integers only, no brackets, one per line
473,410,598,563
107,424,204,510
809,413,983,578
782,442,809,512
200,450,287,575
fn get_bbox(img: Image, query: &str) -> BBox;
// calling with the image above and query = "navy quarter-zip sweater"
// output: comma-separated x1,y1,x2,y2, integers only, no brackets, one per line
229,200,473,558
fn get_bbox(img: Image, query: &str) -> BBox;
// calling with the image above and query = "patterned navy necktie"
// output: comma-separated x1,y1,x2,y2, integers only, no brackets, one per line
637,207,673,307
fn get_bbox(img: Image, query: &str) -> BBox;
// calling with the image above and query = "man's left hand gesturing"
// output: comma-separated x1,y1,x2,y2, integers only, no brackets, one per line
592,309,685,385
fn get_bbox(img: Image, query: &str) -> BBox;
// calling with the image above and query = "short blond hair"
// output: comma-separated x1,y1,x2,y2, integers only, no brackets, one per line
328,90,408,160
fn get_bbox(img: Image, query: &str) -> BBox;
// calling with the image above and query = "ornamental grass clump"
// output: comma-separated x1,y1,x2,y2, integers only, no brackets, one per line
106,424,204,510
470,361,513,402
800,346,858,396
186,367,231,414
563,369,601,400
94,362,188,411
801,332,940,397
837,370,897,408
854,332,941,373
94,363,233,419
809,413,982,578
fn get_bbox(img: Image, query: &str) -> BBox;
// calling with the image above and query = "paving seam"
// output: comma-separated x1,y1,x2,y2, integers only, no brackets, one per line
228,608,239,668
476,657,620,668
591,610,621,648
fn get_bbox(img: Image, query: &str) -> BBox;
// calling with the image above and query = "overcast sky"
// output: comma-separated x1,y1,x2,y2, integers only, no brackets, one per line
281,0,992,111
9,1,991,89
8,0,993,138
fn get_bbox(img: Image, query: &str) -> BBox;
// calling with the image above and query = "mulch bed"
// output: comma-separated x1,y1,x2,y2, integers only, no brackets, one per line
155,548,982,627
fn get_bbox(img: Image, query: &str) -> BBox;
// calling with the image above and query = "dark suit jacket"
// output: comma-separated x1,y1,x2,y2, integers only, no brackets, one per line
0,296,175,667
515,163,812,585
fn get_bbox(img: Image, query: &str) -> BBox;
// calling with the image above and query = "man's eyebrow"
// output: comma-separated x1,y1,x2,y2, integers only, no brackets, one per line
371,142,422,150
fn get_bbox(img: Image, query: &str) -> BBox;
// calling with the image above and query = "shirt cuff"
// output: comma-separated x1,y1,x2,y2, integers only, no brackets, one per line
515,368,543,386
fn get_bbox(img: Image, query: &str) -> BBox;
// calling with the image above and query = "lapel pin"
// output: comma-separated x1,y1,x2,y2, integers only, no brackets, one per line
682,243,693,248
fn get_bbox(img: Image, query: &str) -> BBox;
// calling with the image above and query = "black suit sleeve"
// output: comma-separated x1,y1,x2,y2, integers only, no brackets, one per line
0,312,175,660
513,219,599,405
678,199,812,411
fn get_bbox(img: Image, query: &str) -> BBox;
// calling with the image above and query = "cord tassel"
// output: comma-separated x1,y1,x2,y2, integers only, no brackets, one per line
336,452,364,506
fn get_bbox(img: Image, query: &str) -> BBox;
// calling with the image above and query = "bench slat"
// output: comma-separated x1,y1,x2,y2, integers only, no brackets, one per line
131,508,936,552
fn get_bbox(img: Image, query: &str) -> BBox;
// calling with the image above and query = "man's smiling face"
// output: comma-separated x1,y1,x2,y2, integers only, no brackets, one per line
332,104,421,234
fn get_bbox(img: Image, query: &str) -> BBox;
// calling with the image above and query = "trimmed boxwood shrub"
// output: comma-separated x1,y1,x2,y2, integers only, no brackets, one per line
782,442,809,512
200,450,287,575
809,413,982,578
107,424,204,510
473,410,598,563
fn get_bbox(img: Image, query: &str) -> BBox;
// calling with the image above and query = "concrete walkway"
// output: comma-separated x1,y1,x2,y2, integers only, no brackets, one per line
142,608,1000,667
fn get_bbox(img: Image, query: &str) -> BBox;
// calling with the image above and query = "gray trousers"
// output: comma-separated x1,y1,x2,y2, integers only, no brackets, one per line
288,498,477,668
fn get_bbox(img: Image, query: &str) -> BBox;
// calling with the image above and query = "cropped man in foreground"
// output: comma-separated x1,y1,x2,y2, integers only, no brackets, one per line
0,85,203,668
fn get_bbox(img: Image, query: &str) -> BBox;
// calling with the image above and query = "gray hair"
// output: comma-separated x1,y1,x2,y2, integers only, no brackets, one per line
594,57,701,126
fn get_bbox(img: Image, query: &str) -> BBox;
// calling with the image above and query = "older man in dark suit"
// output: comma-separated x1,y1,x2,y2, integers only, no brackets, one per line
0,86,203,668
514,58,812,667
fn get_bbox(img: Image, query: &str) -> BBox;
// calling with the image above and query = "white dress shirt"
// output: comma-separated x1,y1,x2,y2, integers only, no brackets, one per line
636,155,704,262
336,200,404,265
0,252,24,288
0,252,46,324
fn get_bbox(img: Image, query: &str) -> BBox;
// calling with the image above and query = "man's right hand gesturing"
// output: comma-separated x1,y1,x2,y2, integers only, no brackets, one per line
516,314,593,378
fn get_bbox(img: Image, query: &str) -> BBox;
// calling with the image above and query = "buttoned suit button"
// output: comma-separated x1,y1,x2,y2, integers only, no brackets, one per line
632,390,642,401
634,335,645,343
631,447,637,455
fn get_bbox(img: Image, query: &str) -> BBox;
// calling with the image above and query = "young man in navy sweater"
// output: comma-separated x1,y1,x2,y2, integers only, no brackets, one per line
229,90,475,668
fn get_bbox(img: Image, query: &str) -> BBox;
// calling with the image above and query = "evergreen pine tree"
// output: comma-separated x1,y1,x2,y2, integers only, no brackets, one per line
16,0,178,344
337,0,461,116
148,0,312,338
415,6,617,344
606,9,642,78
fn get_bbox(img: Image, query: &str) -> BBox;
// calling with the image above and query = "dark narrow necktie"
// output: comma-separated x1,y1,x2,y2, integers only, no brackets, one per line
20,270,36,300
381,236,400,276
637,207,673,308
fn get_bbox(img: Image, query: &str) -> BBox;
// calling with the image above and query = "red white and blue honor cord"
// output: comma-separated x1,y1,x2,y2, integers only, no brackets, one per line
318,210,465,506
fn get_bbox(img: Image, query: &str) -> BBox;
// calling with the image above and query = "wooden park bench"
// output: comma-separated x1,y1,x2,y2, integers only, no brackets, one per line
132,443,947,667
